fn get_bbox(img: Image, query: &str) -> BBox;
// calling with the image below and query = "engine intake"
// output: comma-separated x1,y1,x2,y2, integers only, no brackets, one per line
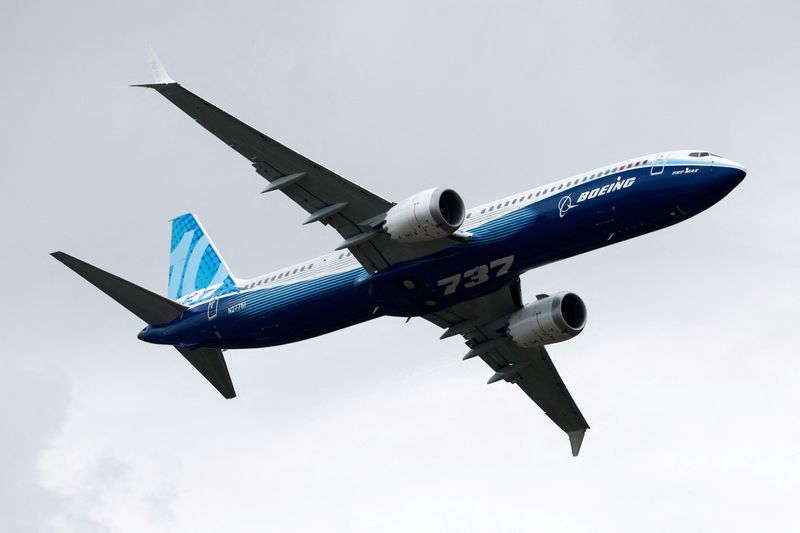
384,187,465,242
507,292,587,348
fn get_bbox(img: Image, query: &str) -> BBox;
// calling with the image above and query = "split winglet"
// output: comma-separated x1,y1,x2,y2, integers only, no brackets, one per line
131,45,176,87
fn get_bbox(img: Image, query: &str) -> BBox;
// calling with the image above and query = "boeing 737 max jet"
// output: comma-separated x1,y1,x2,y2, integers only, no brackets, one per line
52,51,746,455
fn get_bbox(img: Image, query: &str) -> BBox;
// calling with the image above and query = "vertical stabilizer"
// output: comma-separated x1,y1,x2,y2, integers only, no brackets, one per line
169,214,233,302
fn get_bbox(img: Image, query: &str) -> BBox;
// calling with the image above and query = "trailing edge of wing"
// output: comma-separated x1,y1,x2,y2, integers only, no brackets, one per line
129,48,464,274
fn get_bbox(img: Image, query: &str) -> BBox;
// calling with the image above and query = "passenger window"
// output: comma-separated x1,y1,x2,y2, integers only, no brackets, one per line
481,208,486,214
527,194,532,199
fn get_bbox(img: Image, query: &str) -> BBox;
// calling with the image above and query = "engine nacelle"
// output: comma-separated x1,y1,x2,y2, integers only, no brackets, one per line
507,292,587,348
383,187,465,242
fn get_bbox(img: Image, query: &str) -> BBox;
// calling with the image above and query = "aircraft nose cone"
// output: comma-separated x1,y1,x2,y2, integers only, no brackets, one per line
703,163,746,206
721,163,746,189
732,165,747,183
716,158,746,184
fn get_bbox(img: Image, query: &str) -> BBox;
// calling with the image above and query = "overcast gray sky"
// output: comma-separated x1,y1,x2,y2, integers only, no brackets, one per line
2,1,799,531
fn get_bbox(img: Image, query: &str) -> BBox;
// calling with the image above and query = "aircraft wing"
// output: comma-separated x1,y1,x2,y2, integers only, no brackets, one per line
134,49,453,272
424,279,590,456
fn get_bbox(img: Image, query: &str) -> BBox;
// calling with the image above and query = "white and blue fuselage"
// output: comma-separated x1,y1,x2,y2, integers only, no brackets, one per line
139,150,745,349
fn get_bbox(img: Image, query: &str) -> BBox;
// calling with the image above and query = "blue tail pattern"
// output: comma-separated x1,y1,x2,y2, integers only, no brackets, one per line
169,214,233,301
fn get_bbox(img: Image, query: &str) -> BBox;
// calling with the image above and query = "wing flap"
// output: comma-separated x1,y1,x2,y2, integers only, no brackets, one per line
141,84,390,217
140,80,398,271
134,51,462,273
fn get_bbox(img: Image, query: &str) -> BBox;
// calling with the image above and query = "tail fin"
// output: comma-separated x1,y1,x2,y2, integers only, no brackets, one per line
169,214,234,302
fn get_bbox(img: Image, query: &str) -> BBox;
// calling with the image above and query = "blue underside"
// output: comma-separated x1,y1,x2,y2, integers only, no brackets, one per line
139,164,745,349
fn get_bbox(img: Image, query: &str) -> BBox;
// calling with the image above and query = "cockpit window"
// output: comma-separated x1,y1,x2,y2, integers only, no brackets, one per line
689,151,717,157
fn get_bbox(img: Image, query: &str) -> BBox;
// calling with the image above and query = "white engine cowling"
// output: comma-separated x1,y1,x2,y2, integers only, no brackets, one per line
507,292,587,348
383,187,465,242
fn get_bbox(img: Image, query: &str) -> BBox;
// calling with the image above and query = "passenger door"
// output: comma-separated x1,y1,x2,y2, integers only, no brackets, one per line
651,155,666,175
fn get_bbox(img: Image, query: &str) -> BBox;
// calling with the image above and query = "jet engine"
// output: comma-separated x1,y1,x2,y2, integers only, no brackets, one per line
383,187,465,242
507,292,587,348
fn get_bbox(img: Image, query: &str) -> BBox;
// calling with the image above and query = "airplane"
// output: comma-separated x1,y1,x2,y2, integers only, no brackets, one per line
52,50,746,456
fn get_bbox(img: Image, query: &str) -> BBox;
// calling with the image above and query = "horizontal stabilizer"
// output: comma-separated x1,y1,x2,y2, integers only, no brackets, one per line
174,346,236,399
52,252,186,325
